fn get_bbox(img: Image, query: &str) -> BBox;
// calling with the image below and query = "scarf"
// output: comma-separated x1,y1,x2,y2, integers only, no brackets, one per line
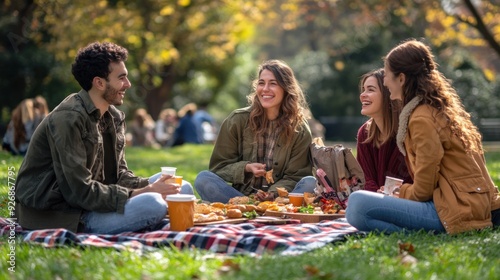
396,96,422,156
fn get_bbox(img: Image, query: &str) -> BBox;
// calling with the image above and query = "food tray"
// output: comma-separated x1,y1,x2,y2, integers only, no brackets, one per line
250,216,297,225
264,210,344,223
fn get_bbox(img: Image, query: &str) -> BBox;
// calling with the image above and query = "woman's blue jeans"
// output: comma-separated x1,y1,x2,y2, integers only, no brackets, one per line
194,170,317,203
345,190,445,234
81,173,194,234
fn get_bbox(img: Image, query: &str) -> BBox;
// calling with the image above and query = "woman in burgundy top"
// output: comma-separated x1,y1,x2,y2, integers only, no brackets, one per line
356,68,412,192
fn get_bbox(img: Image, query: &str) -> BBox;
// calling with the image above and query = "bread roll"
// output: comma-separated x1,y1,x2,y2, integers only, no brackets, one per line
226,209,243,218
228,196,249,205
274,197,289,204
245,204,258,212
227,204,247,212
210,202,226,209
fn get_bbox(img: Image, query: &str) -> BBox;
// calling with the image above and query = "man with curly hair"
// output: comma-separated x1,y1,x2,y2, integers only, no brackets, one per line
14,42,193,234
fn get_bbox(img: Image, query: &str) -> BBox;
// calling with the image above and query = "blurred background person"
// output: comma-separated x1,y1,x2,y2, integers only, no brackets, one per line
193,103,218,144
171,103,202,146
129,108,159,148
2,98,36,155
155,108,178,147
32,95,50,128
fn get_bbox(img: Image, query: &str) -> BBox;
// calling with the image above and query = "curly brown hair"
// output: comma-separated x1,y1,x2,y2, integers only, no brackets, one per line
384,39,483,153
71,42,128,91
247,60,309,146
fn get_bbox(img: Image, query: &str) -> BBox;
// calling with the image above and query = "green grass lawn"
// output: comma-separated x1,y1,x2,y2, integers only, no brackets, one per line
1,144,500,280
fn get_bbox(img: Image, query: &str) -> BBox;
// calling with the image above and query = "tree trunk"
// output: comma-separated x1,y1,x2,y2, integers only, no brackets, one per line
144,64,176,121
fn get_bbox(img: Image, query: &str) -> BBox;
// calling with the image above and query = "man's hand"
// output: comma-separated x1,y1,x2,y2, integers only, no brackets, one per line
130,174,180,198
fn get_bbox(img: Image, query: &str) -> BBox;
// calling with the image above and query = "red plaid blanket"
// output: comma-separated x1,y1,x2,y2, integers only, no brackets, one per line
0,217,360,255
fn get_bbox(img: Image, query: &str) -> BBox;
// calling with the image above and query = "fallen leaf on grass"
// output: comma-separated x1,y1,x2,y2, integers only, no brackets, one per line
398,251,418,265
217,259,241,275
304,265,334,279
397,240,418,265
398,240,415,254
69,248,82,259
350,243,362,249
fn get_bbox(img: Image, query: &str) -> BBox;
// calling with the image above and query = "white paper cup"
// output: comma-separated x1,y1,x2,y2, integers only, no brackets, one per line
161,167,177,176
166,194,196,231
384,176,404,195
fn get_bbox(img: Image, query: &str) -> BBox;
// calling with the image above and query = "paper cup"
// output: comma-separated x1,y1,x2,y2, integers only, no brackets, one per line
166,194,196,231
289,193,304,207
384,176,404,195
161,167,176,176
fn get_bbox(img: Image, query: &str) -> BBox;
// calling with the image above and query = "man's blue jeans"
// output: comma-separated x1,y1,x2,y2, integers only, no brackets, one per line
194,170,317,203
81,173,193,234
345,190,445,233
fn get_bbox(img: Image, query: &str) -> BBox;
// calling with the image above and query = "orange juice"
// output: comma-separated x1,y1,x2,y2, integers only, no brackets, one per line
289,193,304,207
166,194,196,231
166,176,183,185
174,176,183,185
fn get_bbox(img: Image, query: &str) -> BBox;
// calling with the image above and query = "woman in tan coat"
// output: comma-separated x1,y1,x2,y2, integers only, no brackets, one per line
346,39,500,234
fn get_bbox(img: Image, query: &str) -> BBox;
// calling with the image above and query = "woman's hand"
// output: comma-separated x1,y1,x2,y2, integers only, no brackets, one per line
377,186,400,197
391,187,401,198
254,190,276,202
245,163,267,177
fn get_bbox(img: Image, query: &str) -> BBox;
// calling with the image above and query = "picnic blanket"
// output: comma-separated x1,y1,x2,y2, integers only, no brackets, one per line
0,217,361,255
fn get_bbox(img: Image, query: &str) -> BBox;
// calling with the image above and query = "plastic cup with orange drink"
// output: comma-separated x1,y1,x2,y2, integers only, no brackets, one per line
289,193,304,207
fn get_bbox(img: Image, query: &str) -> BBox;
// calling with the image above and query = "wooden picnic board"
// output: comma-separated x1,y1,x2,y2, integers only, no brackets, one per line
194,217,248,226
264,210,344,223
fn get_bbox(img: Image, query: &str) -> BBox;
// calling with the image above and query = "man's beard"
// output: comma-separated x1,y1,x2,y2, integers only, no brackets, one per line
103,84,123,106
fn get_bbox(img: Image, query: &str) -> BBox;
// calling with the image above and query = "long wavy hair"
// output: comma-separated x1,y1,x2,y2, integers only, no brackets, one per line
247,60,309,146
12,98,35,149
33,95,49,118
359,69,402,148
384,39,483,153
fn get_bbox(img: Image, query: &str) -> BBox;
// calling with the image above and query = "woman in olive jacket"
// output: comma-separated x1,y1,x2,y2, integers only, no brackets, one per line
194,60,316,203
346,39,500,234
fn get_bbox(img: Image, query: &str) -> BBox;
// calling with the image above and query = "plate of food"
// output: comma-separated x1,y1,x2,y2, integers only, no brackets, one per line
188,186,347,226
250,189,346,223
190,201,259,226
